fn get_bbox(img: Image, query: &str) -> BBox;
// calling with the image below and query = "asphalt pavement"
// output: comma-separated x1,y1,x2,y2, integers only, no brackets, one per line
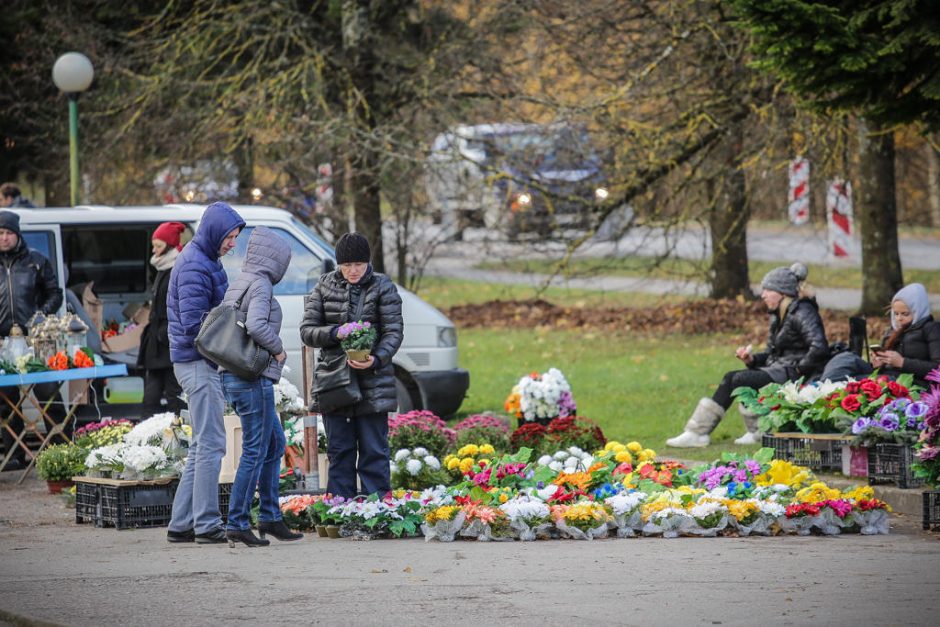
1,473,939,627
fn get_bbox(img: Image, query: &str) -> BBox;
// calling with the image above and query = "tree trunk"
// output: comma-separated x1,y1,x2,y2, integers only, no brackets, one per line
856,119,903,315
233,136,254,202
343,0,384,273
926,136,940,228
708,124,751,299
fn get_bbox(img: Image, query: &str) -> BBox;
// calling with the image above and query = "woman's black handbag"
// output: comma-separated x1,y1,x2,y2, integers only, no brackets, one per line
314,351,362,413
194,285,269,380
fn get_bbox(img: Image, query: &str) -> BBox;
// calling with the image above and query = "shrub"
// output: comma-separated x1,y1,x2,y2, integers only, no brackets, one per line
545,416,607,452
36,443,87,481
453,413,511,452
388,410,456,458
509,422,548,455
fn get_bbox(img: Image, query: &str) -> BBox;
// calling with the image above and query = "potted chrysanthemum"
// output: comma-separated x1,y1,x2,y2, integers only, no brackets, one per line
336,320,377,362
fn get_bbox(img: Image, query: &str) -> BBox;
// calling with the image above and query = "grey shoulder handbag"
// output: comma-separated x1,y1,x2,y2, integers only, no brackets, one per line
195,284,269,380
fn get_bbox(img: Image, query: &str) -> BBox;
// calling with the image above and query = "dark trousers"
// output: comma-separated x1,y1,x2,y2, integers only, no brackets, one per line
143,367,185,415
712,369,776,410
1,383,70,463
323,412,390,498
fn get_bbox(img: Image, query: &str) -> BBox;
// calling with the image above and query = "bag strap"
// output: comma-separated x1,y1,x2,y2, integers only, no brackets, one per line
233,281,254,311
350,286,366,322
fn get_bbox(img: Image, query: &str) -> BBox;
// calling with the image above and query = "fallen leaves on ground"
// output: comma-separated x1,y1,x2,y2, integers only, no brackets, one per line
444,298,890,345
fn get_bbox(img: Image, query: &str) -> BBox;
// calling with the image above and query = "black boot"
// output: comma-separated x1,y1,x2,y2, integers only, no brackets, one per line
258,520,304,541
225,528,270,548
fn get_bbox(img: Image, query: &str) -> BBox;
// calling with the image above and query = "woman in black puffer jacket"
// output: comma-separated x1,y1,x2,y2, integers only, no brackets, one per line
667,263,829,448
300,233,403,498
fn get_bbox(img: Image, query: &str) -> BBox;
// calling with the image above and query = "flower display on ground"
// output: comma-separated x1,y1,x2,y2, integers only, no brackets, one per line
390,448,447,491
388,410,456,458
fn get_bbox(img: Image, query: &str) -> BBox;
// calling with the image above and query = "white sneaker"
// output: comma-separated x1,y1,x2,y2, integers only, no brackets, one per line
733,431,762,445
665,431,710,448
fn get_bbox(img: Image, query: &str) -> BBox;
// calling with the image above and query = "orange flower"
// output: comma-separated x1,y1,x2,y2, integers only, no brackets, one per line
553,471,592,492
47,352,69,371
72,351,94,368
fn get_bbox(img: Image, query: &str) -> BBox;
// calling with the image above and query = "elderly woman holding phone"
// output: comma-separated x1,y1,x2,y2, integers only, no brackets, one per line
821,283,940,389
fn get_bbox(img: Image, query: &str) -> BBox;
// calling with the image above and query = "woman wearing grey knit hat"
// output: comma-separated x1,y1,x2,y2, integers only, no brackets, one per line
667,262,830,448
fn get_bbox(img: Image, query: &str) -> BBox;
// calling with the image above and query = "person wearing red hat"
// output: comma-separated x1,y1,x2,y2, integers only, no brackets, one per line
137,222,187,415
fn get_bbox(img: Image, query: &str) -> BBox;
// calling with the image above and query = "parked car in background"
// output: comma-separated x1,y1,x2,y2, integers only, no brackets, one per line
426,122,608,239
15,205,469,418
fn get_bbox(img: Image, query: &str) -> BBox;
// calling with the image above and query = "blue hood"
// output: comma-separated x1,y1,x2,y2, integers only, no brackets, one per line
192,202,246,259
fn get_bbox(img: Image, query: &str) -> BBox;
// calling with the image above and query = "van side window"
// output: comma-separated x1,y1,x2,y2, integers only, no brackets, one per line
221,226,322,296
62,226,152,294
21,232,58,280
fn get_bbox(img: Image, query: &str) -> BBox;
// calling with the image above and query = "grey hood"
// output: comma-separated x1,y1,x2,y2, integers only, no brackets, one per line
243,226,291,284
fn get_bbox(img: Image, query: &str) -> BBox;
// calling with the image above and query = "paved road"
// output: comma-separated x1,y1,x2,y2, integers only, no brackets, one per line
416,224,940,311
1,474,938,627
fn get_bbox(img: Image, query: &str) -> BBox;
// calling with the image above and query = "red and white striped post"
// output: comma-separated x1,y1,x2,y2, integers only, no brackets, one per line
826,179,854,259
787,157,810,225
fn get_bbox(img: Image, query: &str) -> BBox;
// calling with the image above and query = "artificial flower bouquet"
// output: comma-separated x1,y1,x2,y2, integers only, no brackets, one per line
551,502,611,540
912,366,940,487
694,448,774,498
499,496,552,541
273,376,306,416
47,348,96,371
642,501,694,539
843,396,928,447
504,367,577,424
390,447,447,491
421,504,467,542
279,494,323,531
604,489,648,537
849,497,892,535
725,498,784,536
459,500,513,541
443,443,496,481
686,499,731,536
336,319,377,361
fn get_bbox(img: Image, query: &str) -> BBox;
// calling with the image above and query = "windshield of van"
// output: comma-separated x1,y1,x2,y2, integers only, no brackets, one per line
490,127,597,172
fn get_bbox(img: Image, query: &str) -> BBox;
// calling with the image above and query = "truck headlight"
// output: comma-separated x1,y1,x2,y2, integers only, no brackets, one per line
437,326,457,347
510,192,532,212
594,187,609,201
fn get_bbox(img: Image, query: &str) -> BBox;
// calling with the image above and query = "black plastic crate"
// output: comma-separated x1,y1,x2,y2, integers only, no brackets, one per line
924,491,940,531
75,479,178,529
762,433,844,472
219,482,232,522
867,443,924,489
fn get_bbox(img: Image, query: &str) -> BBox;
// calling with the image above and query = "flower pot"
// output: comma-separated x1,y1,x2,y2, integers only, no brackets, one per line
325,524,341,538
46,479,74,494
345,349,371,362
316,525,329,538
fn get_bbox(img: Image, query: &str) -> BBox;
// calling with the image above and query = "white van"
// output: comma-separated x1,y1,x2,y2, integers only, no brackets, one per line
14,204,469,417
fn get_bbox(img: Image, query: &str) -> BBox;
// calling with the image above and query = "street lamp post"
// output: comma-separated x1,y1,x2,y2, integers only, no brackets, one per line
52,53,94,206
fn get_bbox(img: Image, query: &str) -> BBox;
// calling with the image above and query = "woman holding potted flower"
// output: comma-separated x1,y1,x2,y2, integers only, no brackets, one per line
821,283,939,389
667,263,829,448
301,232,404,499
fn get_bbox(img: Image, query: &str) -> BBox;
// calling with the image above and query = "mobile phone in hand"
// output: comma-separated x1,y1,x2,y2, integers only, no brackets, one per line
870,344,883,354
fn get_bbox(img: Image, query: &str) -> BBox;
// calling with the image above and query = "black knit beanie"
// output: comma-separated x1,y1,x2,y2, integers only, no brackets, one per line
0,211,21,237
334,232,371,264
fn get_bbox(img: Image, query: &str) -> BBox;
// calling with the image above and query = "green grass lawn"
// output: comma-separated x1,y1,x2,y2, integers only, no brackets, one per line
414,276,692,310
478,256,940,294
454,327,761,463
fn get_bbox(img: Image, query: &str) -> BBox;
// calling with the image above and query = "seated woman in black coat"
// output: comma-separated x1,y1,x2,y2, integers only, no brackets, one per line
822,283,940,389
666,263,830,448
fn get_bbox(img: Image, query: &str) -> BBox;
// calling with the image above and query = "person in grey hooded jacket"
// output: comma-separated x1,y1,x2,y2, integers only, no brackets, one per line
219,226,302,547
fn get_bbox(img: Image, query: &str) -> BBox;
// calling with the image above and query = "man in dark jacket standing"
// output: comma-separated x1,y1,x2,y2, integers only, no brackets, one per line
165,202,245,543
0,211,64,470
301,232,403,498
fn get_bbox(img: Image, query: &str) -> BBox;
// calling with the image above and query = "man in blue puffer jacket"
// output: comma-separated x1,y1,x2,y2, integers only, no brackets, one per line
165,201,245,544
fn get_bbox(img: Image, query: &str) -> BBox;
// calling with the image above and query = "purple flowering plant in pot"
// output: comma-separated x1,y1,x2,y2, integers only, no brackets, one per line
913,367,940,487
337,320,377,362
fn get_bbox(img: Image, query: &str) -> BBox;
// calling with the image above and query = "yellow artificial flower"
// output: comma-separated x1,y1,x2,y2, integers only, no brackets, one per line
641,448,657,461
459,444,479,457
498,493,509,504
755,459,813,488
620,472,636,489
795,482,841,503
479,444,495,455
627,441,643,453
459,458,475,475
604,441,619,452
727,500,759,522
446,457,460,471
614,451,633,464
841,485,875,501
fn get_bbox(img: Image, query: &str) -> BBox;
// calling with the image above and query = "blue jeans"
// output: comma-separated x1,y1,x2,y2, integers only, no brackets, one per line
169,360,225,535
324,412,390,498
221,373,285,531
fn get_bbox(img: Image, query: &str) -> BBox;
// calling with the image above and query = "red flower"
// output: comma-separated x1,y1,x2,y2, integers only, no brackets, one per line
859,379,882,401
840,394,862,413
876,375,890,384
886,381,908,398
845,381,861,394
613,462,633,476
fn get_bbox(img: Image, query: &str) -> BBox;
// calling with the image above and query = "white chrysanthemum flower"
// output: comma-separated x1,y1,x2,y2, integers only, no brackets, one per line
124,414,175,447
548,461,563,472
688,501,727,519
567,446,584,456
394,449,411,462
553,451,569,461
413,447,429,457
605,491,648,515
405,459,423,476
537,455,553,466
537,484,560,501
423,456,441,470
